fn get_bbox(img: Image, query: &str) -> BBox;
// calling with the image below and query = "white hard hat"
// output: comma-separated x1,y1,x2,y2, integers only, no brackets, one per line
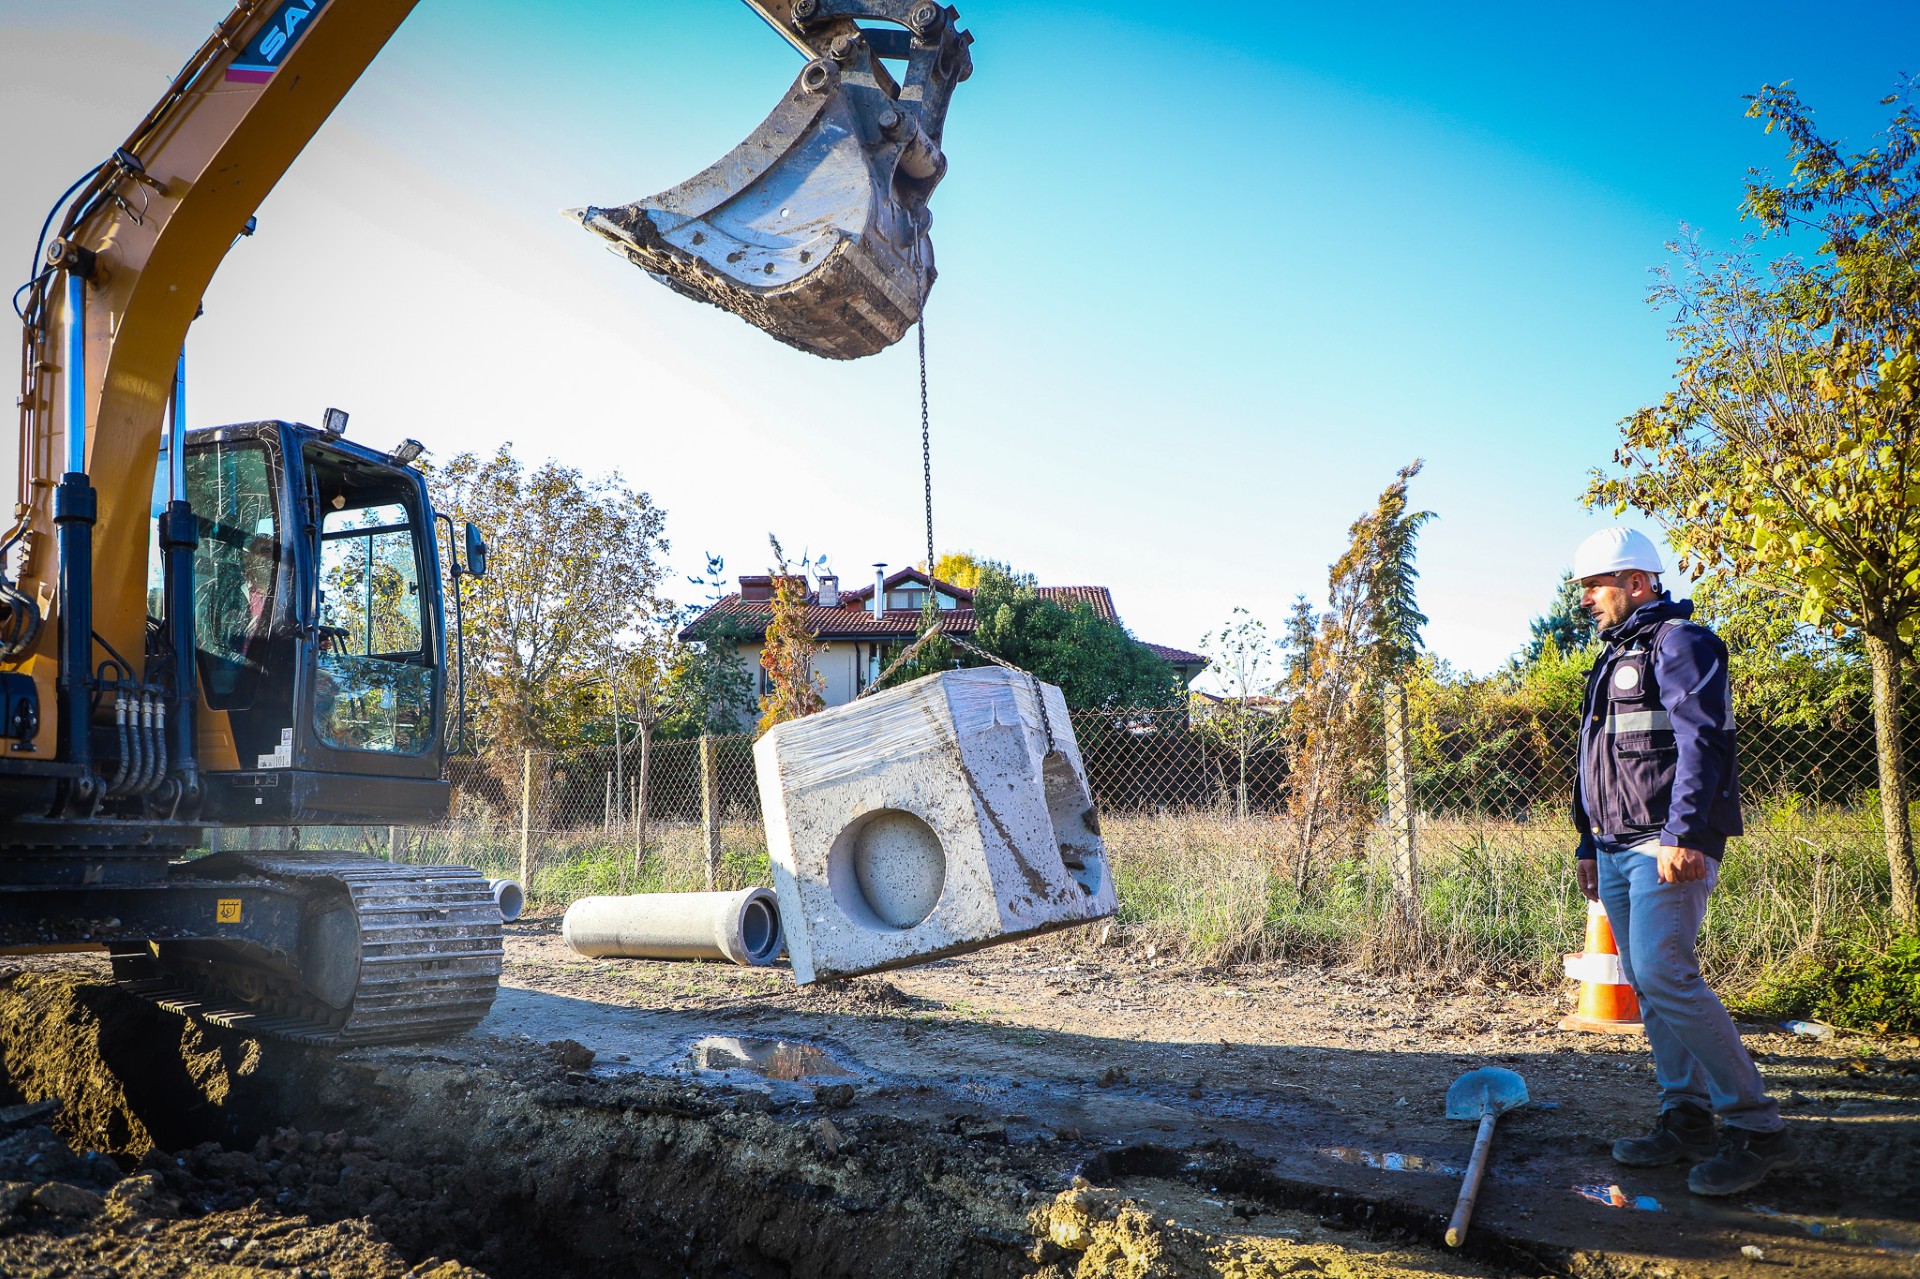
1573,528,1663,580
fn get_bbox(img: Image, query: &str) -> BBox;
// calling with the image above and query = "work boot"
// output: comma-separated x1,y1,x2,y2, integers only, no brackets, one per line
1611,1104,1716,1167
1687,1126,1798,1197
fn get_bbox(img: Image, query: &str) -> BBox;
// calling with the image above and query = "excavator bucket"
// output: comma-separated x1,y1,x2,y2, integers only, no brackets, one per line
569,1,973,360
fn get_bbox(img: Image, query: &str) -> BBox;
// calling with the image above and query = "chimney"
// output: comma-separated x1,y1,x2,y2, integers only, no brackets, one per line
872,563,887,619
818,572,839,608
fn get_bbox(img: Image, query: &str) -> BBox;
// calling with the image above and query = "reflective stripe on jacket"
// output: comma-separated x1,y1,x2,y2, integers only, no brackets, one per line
1573,596,1743,859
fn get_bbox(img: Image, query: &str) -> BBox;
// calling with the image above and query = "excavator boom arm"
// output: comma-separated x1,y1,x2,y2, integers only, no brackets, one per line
4,0,970,784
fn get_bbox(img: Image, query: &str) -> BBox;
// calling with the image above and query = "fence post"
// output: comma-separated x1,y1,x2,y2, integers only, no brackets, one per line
387,825,398,861
634,720,652,885
613,693,626,828
1383,681,1418,912
519,747,534,891
700,732,721,890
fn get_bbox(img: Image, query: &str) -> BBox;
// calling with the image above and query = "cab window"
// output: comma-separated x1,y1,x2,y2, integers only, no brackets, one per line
310,455,434,756
185,439,283,710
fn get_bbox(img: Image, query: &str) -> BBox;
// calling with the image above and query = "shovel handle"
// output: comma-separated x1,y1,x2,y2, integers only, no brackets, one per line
1445,1111,1499,1248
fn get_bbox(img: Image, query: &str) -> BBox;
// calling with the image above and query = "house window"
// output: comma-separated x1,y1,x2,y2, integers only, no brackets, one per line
885,588,956,612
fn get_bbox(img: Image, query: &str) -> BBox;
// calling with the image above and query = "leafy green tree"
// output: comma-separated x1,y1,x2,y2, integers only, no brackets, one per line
1690,574,1868,728
425,444,669,752
658,610,756,738
1588,80,1920,925
967,563,1180,709
1523,572,1597,663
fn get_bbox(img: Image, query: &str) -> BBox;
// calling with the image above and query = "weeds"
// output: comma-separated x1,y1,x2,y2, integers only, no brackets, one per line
1098,797,1903,1012
302,795,1907,1024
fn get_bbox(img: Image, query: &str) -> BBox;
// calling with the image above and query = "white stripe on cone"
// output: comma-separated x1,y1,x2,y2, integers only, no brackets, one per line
1563,952,1624,985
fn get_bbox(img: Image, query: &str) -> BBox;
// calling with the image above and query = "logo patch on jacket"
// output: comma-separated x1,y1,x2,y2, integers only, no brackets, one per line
1614,665,1641,691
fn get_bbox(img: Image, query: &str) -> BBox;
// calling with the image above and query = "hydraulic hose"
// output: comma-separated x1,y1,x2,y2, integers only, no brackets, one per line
127,694,148,798
144,701,168,795
107,694,131,797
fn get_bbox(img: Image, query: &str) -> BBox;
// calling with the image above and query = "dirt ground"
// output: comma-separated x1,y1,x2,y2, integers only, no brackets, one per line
0,911,1915,1279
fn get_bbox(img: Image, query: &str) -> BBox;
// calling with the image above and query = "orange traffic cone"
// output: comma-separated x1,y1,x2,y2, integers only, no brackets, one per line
1560,900,1642,1034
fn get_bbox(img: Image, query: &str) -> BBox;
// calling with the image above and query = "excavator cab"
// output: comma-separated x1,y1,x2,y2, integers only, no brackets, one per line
572,0,972,359
181,421,453,827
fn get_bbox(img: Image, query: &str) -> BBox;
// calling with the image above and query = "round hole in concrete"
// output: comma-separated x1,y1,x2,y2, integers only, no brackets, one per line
828,809,946,931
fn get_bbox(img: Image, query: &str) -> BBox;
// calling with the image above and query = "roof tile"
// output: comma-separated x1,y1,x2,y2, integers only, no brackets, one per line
678,571,1204,670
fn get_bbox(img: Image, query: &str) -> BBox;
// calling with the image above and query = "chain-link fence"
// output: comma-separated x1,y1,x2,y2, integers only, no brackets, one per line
251,703,1898,978
282,706,1884,883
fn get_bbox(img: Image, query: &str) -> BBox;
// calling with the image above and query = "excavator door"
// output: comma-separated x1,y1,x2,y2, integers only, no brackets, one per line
570,0,972,360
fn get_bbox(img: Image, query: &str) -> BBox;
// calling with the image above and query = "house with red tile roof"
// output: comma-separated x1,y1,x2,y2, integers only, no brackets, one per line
678,565,1206,721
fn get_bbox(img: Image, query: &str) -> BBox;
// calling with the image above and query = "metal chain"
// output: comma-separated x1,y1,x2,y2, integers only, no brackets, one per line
865,314,1054,755
919,317,935,596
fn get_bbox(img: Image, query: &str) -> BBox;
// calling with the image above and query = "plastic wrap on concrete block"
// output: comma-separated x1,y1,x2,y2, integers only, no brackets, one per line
754,667,1115,983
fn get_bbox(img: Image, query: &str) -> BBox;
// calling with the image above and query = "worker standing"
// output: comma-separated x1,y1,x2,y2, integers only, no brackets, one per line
1569,528,1794,1196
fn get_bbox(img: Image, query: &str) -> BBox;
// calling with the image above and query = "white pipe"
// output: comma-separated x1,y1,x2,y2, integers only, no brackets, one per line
563,888,782,967
489,878,524,922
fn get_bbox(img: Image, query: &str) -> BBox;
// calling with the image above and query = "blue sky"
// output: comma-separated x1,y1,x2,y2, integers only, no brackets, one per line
4,0,1916,681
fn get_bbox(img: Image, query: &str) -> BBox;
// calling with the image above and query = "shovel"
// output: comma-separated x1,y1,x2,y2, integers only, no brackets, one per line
1443,1066,1529,1248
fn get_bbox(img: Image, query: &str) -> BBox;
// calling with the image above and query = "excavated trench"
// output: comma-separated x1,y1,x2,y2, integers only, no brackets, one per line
0,967,1561,1279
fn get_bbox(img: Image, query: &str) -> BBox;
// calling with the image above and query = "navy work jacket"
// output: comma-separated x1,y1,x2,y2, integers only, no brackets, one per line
1573,596,1743,860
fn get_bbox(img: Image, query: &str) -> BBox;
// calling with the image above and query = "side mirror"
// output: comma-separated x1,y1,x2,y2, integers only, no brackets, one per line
464,522,488,578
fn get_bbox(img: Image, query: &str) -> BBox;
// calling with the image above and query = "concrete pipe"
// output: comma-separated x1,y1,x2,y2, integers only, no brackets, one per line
489,878,525,923
563,888,782,967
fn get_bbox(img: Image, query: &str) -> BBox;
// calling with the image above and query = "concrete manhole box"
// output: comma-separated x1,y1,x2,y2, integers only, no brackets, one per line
754,667,1116,983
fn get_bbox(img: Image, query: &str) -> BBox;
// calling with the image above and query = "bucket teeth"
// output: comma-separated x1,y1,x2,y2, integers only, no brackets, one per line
570,16,968,360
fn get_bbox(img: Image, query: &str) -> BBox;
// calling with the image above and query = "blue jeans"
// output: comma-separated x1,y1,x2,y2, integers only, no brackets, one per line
1596,843,1781,1133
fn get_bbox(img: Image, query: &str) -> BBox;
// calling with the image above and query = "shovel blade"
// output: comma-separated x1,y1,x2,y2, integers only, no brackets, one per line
570,62,938,360
1445,1066,1529,1120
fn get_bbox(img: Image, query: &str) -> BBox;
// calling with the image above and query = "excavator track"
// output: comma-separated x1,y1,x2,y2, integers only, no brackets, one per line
116,853,503,1047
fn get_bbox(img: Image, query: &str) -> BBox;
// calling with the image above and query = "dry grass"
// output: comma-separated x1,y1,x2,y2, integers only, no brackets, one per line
311,795,1899,999
1104,799,1897,993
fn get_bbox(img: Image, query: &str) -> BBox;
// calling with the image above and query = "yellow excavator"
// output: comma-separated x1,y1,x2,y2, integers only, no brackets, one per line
0,0,972,1044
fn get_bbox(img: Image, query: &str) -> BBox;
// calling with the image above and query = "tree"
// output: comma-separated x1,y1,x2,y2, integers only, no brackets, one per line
756,535,825,734
1350,461,1434,684
425,444,670,752
1198,608,1286,819
927,551,1003,589
647,552,758,738
967,562,1181,710
1279,463,1432,898
1690,573,1868,728
1587,80,1920,925
658,610,757,738
1523,572,1598,663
